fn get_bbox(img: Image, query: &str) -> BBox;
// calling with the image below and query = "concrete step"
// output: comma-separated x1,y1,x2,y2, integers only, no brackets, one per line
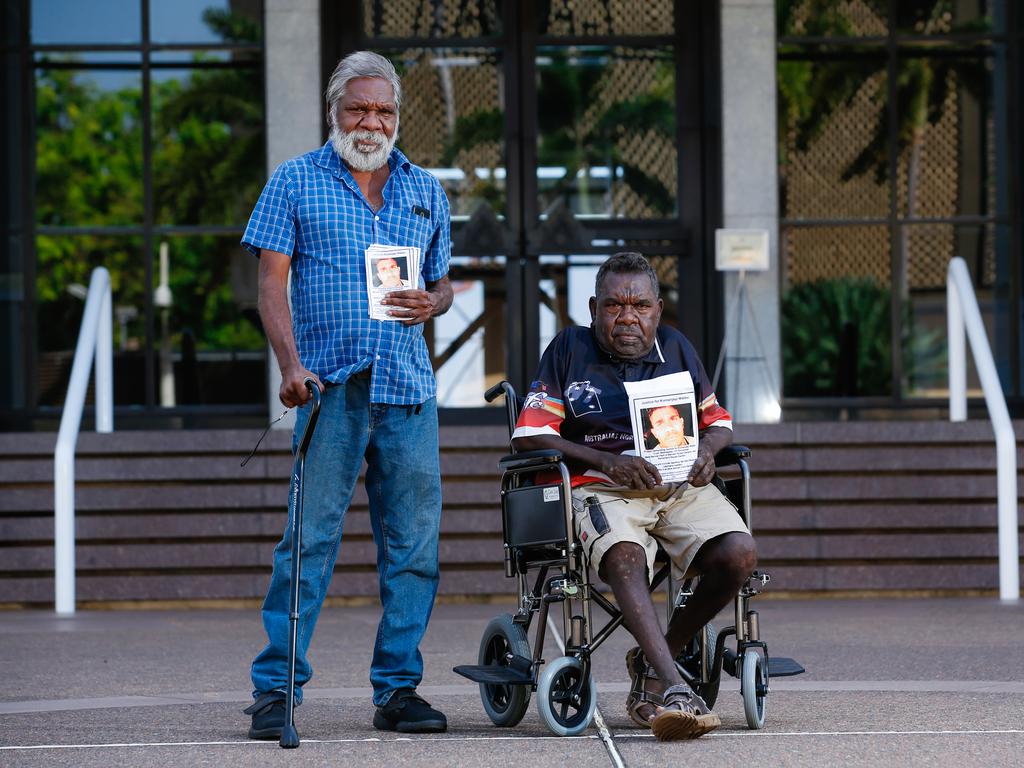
1,421,1021,606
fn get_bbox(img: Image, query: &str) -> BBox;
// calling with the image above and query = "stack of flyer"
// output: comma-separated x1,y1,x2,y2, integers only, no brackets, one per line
623,372,699,484
365,244,420,321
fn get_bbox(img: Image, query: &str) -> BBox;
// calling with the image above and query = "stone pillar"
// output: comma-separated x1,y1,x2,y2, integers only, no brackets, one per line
264,0,321,428
719,0,781,423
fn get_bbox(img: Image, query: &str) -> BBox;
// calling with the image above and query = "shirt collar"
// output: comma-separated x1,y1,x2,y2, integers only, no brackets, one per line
312,141,412,180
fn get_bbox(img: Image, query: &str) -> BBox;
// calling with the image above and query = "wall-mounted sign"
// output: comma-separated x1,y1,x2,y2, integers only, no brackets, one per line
715,229,770,272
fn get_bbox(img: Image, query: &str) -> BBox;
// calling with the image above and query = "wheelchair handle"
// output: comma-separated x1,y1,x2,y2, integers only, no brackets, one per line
485,380,515,403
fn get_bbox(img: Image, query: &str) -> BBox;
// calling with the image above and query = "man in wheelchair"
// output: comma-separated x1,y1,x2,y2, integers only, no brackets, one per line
511,252,757,741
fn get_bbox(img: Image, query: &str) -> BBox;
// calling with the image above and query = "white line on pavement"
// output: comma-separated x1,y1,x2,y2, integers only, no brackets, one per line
3,679,1024,715
3,730,1024,752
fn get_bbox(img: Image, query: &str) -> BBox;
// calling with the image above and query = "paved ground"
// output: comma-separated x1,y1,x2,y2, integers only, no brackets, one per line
2,596,1023,767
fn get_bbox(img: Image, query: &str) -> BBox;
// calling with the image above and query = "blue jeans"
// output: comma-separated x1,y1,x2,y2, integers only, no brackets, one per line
250,376,442,706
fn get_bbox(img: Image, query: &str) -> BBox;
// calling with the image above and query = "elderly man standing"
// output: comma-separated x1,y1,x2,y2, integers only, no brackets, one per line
241,51,453,738
512,252,757,741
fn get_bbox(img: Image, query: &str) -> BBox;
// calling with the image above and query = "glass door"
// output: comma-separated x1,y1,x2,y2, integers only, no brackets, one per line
325,0,719,414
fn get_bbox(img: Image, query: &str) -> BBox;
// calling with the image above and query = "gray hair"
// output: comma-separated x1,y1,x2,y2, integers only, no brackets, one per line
595,252,660,298
325,51,402,129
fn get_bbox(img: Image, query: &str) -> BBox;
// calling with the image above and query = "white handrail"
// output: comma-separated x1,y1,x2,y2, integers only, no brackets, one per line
947,257,1019,601
54,267,114,615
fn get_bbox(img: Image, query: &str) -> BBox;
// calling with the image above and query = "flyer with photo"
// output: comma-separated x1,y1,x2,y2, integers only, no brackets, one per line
365,244,419,321
623,372,699,483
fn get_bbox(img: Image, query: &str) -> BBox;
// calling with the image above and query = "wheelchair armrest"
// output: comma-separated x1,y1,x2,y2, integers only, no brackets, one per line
498,449,563,472
714,444,751,467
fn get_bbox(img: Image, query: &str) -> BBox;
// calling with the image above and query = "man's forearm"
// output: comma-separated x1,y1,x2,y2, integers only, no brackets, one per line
699,426,733,457
258,269,301,374
427,276,454,317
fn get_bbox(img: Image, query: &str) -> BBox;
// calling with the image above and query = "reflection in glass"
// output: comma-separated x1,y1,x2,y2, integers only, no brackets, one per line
895,55,994,219
35,236,146,406
385,48,505,220
31,0,140,44
539,0,673,37
153,65,264,226
536,46,677,220
35,68,143,226
538,255,604,354
894,1,996,35
363,0,501,39
537,253,680,354
781,225,892,397
432,255,507,407
778,0,887,37
901,224,1006,399
152,237,265,406
150,0,263,44
778,56,888,219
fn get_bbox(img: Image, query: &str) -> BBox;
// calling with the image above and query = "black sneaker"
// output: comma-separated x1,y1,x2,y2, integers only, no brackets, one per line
244,692,287,740
373,688,447,733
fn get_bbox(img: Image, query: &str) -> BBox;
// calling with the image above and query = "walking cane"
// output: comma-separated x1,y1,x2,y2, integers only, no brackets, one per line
280,378,322,749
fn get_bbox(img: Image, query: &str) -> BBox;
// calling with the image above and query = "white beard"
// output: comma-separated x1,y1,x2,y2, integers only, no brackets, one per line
330,126,398,172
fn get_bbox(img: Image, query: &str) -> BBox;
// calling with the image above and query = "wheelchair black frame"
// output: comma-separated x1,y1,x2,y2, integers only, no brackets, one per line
488,380,770,700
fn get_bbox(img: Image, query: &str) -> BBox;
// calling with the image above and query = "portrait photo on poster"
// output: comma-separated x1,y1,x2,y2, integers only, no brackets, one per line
365,244,420,321
624,372,699,483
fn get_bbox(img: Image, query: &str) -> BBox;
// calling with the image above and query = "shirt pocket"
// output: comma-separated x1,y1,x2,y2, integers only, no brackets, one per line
387,202,435,257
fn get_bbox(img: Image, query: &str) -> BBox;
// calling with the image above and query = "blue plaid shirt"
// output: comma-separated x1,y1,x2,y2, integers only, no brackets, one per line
242,143,451,405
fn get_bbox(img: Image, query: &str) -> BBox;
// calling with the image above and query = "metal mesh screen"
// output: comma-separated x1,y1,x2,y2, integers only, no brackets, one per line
539,0,673,37
388,49,504,217
362,0,502,39
780,0,888,37
782,225,891,287
781,67,890,220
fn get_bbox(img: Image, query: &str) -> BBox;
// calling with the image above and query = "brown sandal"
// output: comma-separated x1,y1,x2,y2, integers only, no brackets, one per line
650,683,721,741
625,646,659,728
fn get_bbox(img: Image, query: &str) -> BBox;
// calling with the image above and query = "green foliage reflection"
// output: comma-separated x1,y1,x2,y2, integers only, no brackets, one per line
35,8,265,354
782,277,946,397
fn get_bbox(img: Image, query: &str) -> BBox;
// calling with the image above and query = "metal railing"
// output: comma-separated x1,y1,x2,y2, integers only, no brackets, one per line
947,257,1019,602
54,267,114,615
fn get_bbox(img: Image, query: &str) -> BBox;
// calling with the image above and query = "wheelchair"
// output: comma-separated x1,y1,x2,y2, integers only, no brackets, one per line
454,381,803,736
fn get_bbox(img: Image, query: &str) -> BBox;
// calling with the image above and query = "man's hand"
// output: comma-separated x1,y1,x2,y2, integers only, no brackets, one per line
380,288,439,326
687,442,717,487
380,275,453,326
601,454,663,490
687,426,731,487
279,365,323,408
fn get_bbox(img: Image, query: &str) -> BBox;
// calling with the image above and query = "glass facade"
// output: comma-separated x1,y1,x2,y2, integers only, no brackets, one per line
1,0,265,428
6,1,1019,427
778,0,1019,410
336,0,714,411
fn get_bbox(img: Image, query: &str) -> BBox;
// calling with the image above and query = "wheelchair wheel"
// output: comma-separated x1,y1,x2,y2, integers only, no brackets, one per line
478,614,532,727
536,655,597,736
676,622,720,709
740,648,767,729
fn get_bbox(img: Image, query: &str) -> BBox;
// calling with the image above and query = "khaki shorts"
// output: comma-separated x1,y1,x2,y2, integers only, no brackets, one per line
572,483,750,582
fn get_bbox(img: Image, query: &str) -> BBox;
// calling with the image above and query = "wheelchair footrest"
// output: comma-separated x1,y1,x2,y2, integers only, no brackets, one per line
453,657,534,685
768,656,805,677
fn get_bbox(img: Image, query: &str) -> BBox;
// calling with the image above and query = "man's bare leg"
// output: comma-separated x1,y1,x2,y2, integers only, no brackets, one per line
600,541,682,695
601,540,726,739
664,532,758,657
